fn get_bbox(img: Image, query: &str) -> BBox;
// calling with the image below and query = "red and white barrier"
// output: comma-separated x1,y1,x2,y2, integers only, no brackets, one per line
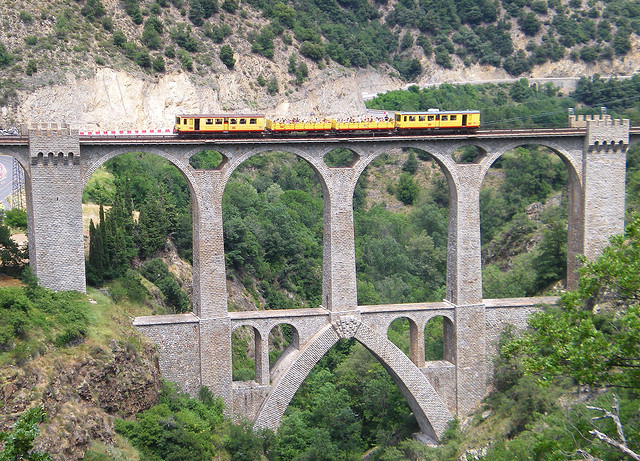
78,129,173,136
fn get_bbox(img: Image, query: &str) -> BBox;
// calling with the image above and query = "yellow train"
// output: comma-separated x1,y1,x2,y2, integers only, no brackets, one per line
174,110,480,137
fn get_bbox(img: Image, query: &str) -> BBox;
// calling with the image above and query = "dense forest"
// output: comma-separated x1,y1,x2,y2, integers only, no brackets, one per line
1,77,640,459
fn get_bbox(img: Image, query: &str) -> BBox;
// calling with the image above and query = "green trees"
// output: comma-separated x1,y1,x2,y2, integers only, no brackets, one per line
504,217,640,390
115,382,228,460
86,191,137,286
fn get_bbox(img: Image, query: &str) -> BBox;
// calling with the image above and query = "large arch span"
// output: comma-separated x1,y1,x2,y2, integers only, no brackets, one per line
253,321,452,441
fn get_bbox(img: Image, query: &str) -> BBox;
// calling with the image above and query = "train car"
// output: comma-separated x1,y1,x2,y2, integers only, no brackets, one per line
266,118,333,134
174,110,481,138
394,110,480,131
333,117,395,132
175,114,267,135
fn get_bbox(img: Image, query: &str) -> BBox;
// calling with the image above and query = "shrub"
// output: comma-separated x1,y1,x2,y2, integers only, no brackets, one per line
112,30,127,47
81,0,107,21
102,16,114,31
221,0,237,13
204,23,232,43
177,49,193,70
219,44,235,68
123,0,143,24
152,55,165,72
135,51,152,68
25,36,38,46
266,76,278,95
4,209,27,230
0,42,15,69
25,60,37,76
172,23,198,51
18,10,33,23
299,41,324,61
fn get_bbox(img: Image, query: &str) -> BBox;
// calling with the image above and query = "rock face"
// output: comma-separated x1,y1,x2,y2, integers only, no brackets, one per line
0,339,161,460
12,66,403,131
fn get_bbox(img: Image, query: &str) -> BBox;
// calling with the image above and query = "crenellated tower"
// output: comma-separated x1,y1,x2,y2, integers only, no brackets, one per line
27,123,85,292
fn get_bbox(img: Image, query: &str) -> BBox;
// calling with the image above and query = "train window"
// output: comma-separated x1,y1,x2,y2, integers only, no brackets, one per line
428,116,434,121
239,118,247,124
183,119,187,125
441,115,448,121
250,118,257,124
175,117,181,124
404,116,407,122
419,116,426,121
215,119,223,124
409,116,416,121
230,119,237,124
396,114,401,121
450,115,457,120
206,119,213,125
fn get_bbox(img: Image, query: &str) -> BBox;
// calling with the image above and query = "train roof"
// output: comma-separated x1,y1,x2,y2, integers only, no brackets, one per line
395,110,480,114
177,113,266,118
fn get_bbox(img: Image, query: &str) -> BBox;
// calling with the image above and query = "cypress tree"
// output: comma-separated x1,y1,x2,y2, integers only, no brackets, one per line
87,220,103,285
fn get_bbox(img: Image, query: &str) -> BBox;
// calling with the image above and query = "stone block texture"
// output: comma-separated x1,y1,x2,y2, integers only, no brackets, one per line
28,123,85,292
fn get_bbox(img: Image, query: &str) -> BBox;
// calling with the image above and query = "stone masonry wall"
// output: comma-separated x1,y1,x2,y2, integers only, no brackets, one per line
27,123,85,292
133,314,202,395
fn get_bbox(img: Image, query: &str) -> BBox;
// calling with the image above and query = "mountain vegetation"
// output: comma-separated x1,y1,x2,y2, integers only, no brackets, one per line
0,0,638,111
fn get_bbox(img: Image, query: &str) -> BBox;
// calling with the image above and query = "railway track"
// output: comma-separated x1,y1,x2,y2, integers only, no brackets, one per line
2,125,639,146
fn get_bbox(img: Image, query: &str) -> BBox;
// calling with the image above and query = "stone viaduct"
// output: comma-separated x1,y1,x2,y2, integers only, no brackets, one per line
0,114,632,441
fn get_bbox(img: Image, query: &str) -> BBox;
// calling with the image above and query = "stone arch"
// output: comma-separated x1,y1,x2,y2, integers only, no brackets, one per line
424,315,455,363
254,322,452,441
351,142,462,306
268,322,300,381
478,140,582,187
216,145,331,195
231,324,262,382
351,143,461,197
0,148,29,171
82,147,199,201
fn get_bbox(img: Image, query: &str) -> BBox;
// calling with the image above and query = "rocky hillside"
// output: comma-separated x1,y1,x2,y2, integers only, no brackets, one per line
1,0,640,129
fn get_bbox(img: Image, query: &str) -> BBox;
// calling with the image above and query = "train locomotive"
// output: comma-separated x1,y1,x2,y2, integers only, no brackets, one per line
174,109,480,137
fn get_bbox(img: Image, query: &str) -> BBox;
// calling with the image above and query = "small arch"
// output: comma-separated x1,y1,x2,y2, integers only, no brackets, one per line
189,150,227,170
323,148,359,167
57,152,64,165
268,323,300,380
387,316,412,356
232,325,259,382
424,315,455,364
46,152,54,165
